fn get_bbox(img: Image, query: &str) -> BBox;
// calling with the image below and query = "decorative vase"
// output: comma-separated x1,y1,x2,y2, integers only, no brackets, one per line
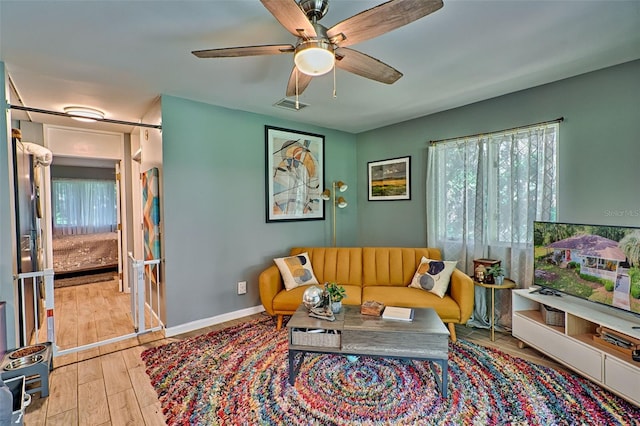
474,265,486,282
495,275,504,285
331,301,342,313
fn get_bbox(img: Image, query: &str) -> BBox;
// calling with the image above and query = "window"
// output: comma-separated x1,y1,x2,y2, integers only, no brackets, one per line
427,122,559,330
427,122,559,285
52,178,117,235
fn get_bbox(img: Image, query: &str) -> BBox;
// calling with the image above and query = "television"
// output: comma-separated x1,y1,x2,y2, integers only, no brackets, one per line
533,221,640,317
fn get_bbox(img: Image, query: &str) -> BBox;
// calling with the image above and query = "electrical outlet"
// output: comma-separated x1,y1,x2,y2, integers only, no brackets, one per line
237,281,247,295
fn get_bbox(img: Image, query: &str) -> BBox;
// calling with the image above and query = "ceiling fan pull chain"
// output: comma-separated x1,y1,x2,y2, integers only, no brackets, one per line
295,68,300,110
333,64,337,98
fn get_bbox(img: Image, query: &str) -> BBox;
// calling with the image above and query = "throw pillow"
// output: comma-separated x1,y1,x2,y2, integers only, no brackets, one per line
409,256,457,298
274,252,319,291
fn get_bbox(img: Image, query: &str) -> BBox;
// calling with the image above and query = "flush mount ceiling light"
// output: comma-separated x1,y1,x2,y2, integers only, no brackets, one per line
294,40,335,76
64,106,105,122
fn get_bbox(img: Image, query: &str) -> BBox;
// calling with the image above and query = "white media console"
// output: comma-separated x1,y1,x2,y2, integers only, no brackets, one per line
512,288,640,406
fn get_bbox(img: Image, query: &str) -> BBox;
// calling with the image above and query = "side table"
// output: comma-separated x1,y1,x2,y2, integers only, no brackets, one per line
473,278,516,341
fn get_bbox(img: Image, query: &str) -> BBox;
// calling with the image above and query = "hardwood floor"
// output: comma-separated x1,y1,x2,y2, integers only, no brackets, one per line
23,298,564,425
32,277,163,366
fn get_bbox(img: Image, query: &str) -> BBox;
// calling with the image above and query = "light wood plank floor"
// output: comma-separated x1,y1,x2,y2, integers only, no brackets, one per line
32,278,163,367
23,298,565,425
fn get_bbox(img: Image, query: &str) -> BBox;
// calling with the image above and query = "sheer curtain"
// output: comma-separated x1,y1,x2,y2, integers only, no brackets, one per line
426,123,558,329
52,178,117,235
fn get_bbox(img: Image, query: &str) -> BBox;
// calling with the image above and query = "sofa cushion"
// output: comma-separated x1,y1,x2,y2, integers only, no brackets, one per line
409,257,457,297
274,252,319,290
290,247,363,286
362,247,443,287
272,284,314,312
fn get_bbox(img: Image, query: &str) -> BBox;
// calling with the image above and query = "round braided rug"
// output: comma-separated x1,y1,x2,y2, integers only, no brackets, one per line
141,317,639,425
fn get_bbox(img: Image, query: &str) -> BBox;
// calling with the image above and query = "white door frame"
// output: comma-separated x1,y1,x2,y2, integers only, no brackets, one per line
115,161,124,291
30,124,146,354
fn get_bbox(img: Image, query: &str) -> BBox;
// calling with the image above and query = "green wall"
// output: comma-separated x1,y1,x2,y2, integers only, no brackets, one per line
356,60,640,247
1,59,637,336
161,96,357,326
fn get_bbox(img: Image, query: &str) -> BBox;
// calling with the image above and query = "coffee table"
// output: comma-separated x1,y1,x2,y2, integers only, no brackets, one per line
287,305,450,397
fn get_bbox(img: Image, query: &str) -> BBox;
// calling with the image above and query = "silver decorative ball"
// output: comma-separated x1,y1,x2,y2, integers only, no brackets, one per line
302,285,323,310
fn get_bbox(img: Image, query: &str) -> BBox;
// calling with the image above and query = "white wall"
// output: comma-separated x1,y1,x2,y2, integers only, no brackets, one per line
45,125,123,159
139,101,164,322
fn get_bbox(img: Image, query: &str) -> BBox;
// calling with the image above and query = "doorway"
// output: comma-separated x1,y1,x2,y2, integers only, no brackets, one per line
47,160,127,351
49,160,120,286
29,124,164,357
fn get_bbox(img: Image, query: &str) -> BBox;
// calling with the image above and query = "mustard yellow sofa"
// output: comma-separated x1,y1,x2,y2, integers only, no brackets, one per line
259,247,474,341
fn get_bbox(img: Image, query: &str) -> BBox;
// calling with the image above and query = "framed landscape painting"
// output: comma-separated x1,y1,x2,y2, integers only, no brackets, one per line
368,156,411,201
265,126,325,222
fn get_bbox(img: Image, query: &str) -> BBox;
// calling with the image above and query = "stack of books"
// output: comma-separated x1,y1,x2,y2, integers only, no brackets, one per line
382,306,414,321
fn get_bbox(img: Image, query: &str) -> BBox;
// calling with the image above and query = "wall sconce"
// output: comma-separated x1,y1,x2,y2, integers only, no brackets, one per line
322,181,348,247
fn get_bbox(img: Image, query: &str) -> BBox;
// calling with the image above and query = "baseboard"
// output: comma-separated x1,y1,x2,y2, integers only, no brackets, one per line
164,305,266,337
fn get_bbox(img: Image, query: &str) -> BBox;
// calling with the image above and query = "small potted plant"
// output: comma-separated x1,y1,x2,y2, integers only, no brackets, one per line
486,264,505,285
325,282,346,313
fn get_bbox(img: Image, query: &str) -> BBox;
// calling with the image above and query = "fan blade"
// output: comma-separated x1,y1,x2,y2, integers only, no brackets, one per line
286,66,313,97
327,0,443,47
261,0,317,39
335,48,402,84
192,44,294,58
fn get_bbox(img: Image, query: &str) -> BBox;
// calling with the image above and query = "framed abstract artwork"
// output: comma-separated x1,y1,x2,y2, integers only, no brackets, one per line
265,126,325,222
367,156,411,201
142,167,161,284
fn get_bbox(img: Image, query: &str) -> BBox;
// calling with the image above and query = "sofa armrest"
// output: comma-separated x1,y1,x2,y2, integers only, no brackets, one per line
259,265,284,316
449,269,474,324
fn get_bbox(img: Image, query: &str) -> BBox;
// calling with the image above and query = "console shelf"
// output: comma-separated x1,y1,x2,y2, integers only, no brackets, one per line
512,289,640,406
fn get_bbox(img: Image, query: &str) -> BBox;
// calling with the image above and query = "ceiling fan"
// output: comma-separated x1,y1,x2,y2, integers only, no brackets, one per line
192,0,444,97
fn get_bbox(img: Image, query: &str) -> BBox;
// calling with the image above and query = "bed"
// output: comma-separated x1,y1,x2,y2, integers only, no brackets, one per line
52,232,119,274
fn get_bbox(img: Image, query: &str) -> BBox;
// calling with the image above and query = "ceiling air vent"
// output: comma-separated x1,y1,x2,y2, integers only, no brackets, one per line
273,98,308,111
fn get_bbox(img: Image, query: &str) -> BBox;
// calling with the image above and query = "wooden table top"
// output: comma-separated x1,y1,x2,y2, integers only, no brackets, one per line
287,304,449,336
473,277,516,290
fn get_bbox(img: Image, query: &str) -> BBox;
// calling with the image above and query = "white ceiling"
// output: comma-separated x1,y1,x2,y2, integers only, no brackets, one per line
1,0,639,134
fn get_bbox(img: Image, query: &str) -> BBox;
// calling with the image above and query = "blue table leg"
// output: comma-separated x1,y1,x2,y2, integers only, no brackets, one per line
441,359,448,398
288,350,305,385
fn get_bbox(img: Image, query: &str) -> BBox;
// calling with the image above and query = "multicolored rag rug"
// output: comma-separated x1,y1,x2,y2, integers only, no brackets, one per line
141,317,639,425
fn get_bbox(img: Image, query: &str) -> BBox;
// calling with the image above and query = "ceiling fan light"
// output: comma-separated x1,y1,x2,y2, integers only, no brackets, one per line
64,106,105,122
294,40,334,76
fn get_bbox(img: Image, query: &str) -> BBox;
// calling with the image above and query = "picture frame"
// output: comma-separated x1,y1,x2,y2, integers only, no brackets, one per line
265,126,325,222
367,156,411,201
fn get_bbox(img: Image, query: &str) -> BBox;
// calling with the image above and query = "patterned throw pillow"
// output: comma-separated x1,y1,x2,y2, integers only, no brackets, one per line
274,252,319,291
408,256,457,298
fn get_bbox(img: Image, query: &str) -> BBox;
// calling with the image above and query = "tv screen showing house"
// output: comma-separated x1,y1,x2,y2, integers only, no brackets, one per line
533,221,640,317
